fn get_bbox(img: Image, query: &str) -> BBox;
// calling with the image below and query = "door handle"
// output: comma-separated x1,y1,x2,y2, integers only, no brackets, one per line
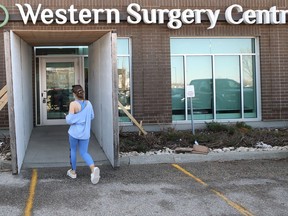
42,92,47,103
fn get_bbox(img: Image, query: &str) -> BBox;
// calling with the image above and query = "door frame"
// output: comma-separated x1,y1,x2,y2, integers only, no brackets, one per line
39,56,84,125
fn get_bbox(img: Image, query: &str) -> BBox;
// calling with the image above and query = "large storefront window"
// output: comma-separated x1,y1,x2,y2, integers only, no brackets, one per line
171,38,258,121
117,38,132,122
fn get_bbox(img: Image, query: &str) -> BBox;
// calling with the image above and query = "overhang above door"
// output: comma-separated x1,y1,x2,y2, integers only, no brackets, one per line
13,30,110,46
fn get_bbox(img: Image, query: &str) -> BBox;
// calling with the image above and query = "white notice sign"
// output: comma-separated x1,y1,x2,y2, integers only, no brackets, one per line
187,85,195,98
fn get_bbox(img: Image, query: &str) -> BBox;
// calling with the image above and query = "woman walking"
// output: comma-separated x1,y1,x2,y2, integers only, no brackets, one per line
65,84,100,184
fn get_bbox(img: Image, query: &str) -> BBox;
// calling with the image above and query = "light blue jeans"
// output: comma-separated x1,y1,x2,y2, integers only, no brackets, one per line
69,135,94,171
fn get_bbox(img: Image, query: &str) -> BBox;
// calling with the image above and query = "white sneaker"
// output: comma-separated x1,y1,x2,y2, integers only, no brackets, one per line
67,169,77,179
91,167,100,184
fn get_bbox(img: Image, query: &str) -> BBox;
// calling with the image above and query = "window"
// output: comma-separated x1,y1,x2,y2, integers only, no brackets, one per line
171,38,258,121
117,38,132,122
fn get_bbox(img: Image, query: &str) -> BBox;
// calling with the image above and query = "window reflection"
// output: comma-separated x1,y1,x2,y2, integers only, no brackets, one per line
46,62,75,119
118,57,130,119
170,38,258,121
171,56,185,120
117,38,131,122
215,56,241,119
117,39,130,55
187,56,213,120
243,55,257,118
171,38,255,55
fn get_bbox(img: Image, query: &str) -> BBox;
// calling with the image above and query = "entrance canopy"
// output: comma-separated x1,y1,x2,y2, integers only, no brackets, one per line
13,30,109,46
4,30,119,174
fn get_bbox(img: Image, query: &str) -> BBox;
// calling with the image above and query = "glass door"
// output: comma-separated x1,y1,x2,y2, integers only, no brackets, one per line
40,57,84,125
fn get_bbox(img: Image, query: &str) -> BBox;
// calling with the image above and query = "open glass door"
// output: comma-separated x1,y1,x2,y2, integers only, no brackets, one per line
40,57,83,125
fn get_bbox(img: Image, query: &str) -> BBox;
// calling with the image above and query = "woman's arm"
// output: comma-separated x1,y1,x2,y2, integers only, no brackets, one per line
69,101,81,114
66,102,77,125
69,101,76,114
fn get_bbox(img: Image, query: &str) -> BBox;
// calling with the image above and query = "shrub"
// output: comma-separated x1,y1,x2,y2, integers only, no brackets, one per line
235,121,252,130
205,122,235,135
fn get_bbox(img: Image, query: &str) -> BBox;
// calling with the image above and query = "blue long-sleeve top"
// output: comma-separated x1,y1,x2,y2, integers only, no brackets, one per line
65,101,94,140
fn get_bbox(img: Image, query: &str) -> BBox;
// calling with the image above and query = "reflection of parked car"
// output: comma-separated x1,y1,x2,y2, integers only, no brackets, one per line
171,87,185,114
172,79,254,113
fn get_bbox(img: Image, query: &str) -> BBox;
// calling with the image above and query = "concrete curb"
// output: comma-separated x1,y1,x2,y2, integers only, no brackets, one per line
119,150,288,165
2,150,288,171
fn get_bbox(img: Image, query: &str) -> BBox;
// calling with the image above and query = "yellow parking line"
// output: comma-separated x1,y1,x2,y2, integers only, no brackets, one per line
172,164,254,216
172,164,208,186
211,189,254,216
24,169,38,216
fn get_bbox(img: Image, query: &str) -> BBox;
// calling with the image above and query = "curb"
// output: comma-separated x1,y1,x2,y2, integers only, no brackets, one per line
119,150,288,165
3,151,288,171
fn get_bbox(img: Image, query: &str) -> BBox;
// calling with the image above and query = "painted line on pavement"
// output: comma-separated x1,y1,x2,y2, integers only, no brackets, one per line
24,169,38,216
172,164,254,216
172,163,208,186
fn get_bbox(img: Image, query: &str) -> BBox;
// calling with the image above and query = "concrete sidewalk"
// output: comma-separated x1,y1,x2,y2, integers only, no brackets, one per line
119,149,288,165
1,148,288,172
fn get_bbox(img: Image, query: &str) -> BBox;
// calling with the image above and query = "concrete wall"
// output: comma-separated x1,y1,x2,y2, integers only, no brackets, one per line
89,32,118,167
10,32,33,172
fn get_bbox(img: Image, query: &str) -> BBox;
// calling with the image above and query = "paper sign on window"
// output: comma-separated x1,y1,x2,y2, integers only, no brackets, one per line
187,85,195,98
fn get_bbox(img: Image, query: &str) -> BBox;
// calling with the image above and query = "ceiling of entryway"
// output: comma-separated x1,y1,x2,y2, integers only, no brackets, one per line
13,30,110,46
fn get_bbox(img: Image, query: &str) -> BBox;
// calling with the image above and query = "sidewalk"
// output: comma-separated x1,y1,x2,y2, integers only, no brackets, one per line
1,148,288,172
119,149,288,165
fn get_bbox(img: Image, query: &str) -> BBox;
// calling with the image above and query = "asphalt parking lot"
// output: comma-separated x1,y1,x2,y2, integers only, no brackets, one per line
0,159,288,216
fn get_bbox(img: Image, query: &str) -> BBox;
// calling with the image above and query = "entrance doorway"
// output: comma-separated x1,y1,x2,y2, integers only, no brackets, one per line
4,30,119,174
39,57,84,125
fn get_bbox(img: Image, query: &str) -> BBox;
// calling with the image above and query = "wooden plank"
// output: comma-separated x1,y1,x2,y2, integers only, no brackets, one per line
118,101,148,136
175,145,209,154
175,147,193,153
0,93,8,111
4,30,18,174
0,85,7,98
138,121,143,136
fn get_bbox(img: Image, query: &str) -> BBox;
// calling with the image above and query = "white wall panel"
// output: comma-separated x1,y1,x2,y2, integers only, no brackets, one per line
89,32,119,167
10,32,33,173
